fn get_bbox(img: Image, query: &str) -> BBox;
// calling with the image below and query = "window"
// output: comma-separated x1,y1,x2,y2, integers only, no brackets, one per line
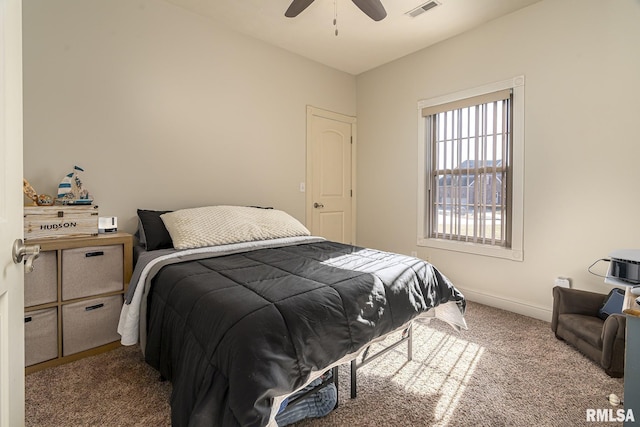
417,76,524,260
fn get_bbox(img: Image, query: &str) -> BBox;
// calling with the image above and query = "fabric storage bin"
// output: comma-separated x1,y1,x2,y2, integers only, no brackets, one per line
62,295,122,356
24,250,58,307
61,245,123,300
24,308,58,367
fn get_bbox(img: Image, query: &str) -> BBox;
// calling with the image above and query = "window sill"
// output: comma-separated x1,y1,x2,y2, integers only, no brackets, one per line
417,237,523,261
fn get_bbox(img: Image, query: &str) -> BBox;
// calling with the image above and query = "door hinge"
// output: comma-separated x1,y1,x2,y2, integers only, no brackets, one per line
350,136,353,144
350,189,353,197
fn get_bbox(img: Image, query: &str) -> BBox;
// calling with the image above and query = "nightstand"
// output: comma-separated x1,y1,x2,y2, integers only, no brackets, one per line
23,232,133,374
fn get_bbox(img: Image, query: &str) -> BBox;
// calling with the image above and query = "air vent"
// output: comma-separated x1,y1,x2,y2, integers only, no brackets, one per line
406,1,440,18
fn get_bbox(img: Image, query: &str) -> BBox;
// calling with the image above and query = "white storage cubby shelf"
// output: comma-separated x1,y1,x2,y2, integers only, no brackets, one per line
23,232,133,374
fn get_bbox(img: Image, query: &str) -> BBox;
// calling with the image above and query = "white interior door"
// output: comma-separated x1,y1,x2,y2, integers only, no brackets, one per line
0,1,25,426
306,106,356,244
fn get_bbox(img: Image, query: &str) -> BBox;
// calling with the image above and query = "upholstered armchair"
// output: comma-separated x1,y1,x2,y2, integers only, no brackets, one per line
551,286,626,378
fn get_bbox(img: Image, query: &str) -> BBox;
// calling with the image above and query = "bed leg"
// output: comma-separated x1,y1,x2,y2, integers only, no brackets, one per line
408,323,413,362
332,366,339,409
350,359,357,399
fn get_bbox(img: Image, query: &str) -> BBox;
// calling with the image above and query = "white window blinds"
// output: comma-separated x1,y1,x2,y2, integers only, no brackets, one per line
423,89,513,247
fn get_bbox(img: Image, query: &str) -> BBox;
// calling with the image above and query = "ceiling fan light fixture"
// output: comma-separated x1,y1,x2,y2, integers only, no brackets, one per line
406,0,440,18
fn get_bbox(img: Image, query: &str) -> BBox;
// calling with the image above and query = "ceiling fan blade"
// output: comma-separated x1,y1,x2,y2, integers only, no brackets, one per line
351,0,387,21
285,0,316,18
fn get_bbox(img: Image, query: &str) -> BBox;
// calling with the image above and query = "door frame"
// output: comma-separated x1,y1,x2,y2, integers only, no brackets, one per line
305,105,357,243
0,0,25,425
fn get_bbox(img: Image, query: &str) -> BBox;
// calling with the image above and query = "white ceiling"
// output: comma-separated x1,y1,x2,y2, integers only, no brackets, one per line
164,0,542,75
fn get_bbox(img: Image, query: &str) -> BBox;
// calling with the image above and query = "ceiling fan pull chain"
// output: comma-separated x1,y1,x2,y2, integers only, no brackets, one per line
334,0,339,36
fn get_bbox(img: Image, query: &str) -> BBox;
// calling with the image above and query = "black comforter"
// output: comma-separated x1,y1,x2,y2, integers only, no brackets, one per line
144,240,465,427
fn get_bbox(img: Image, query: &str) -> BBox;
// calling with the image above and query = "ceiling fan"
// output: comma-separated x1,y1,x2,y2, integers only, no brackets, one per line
285,0,387,22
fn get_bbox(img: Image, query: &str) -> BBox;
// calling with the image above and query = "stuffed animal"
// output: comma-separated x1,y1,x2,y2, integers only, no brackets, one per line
23,178,54,206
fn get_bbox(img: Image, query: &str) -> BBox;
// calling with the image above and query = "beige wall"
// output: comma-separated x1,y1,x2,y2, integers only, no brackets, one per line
23,0,640,320
22,0,356,232
355,0,640,320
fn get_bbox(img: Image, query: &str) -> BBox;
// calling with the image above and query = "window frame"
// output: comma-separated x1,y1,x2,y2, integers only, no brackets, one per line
417,76,525,261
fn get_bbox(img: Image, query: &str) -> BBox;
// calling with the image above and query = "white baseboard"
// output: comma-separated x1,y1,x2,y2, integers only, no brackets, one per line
456,286,552,322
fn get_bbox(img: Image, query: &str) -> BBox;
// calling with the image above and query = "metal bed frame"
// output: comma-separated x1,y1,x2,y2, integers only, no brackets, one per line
349,322,413,398
286,322,414,411
160,323,414,414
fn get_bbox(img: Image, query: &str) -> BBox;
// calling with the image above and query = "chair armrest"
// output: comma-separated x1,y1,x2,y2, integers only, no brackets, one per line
601,313,626,372
551,286,606,332
602,313,626,342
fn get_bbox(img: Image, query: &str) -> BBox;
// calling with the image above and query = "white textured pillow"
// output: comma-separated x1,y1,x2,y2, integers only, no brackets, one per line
160,206,310,249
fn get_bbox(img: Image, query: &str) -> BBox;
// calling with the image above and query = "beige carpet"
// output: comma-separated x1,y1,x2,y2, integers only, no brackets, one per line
26,301,624,426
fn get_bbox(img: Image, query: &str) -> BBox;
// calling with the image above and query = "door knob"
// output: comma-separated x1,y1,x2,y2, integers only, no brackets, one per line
314,202,324,208
12,239,40,273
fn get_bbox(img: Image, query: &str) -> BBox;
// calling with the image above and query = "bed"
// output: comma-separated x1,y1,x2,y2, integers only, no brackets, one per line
117,206,466,427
